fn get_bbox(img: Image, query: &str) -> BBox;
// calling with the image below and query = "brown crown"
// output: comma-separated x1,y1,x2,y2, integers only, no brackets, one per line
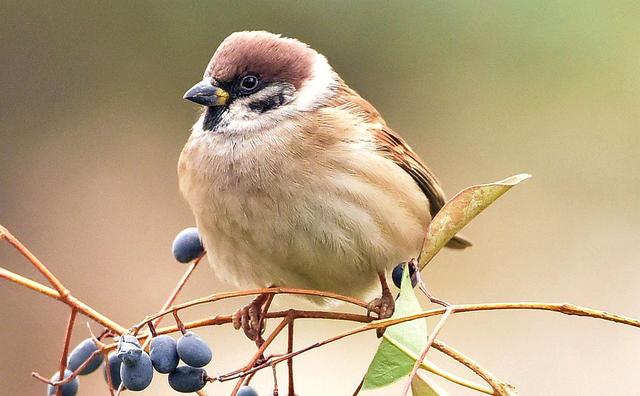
205,31,316,89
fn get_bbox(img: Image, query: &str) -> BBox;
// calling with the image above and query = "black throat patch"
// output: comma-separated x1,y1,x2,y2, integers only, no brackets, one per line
202,106,227,131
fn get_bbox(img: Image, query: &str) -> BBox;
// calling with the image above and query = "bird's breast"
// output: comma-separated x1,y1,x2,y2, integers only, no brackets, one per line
178,116,430,299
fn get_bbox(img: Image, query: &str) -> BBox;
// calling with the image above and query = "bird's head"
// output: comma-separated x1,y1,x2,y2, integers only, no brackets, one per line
184,31,338,134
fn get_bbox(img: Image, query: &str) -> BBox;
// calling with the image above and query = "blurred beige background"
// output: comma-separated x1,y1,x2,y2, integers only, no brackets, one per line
1,1,639,395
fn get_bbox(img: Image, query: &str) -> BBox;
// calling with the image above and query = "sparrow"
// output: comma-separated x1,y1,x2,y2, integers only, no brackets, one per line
179,31,470,341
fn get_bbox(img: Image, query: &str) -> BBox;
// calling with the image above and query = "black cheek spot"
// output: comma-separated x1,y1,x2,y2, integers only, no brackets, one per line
249,95,280,113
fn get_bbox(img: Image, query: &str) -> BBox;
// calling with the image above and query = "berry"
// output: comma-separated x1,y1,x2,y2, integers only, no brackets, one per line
47,369,79,396
120,351,154,391
120,334,141,347
392,262,418,289
172,227,204,263
176,331,212,367
67,338,103,375
117,335,143,366
237,385,259,396
168,366,207,393
103,353,123,390
150,335,179,374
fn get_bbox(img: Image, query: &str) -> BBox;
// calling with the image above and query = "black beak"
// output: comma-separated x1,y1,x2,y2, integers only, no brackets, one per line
183,80,230,107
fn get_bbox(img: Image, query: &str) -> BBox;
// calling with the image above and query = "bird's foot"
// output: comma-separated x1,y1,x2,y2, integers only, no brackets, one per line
232,293,271,343
367,293,395,320
367,272,395,337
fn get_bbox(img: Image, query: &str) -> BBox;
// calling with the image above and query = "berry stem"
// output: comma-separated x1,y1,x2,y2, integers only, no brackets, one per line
56,308,77,396
172,310,187,334
287,319,295,396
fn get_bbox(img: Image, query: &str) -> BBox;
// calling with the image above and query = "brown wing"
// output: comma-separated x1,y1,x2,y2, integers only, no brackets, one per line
333,82,471,248
374,127,472,249
374,127,447,217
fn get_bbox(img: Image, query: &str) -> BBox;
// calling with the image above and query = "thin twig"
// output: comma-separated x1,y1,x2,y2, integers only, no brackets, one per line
272,364,279,395
433,340,517,395
287,319,295,395
217,301,640,387
102,351,115,396
142,256,203,348
133,287,368,331
1,266,125,333
221,317,292,381
402,306,453,396
32,349,102,386
56,309,77,396
1,226,68,298
0,267,60,299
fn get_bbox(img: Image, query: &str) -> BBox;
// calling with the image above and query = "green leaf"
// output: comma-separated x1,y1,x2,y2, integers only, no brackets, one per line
419,173,531,270
362,263,428,389
412,372,449,396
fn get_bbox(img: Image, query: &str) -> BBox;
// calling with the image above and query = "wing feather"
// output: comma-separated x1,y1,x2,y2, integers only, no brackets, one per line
333,82,471,248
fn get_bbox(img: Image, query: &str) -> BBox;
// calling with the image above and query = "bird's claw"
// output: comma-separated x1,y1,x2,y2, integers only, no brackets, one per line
232,296,267,341
366,297,394,320
367,290,395,338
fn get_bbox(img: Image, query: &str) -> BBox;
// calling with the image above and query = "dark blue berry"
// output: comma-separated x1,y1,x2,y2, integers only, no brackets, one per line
176,331,212,367
120,334,141,346
67,338,103,375
120,351,153,391
117,335,142,366
150,335,179,374
103,353,123,390
47,369,79,396
392,262,418,289
172,227,204,263
168,366,207,393
237,385,259,396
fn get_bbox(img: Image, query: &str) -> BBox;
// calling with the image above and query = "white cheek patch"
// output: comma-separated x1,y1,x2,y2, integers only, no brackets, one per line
293,53,339,112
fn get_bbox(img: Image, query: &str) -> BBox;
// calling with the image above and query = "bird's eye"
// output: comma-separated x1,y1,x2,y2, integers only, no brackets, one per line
239,75,259,93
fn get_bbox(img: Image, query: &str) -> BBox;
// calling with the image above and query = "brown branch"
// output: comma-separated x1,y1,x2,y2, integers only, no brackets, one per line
1,227,127,334
210,301,640,389
433,340,517,395
132,287,369,331
4,224,640,395
1,264,126,334
0,267,60,299
1,226,68,298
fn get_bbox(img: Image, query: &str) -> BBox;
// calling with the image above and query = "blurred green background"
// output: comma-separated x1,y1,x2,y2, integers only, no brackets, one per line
1,1,639,395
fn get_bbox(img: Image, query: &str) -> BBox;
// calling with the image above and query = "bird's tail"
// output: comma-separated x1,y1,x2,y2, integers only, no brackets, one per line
445,234,473,249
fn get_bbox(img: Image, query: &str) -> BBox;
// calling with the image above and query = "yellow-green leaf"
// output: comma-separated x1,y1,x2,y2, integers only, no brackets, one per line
412,372,449,396
362,263,428,389
419,173,531,270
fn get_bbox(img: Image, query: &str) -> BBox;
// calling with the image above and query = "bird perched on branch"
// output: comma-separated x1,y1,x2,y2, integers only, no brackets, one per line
179,31,470,341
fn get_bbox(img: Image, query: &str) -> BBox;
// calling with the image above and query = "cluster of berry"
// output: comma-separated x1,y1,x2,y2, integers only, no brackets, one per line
46,228,262,395
47,333,261,395
115,331,212,392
